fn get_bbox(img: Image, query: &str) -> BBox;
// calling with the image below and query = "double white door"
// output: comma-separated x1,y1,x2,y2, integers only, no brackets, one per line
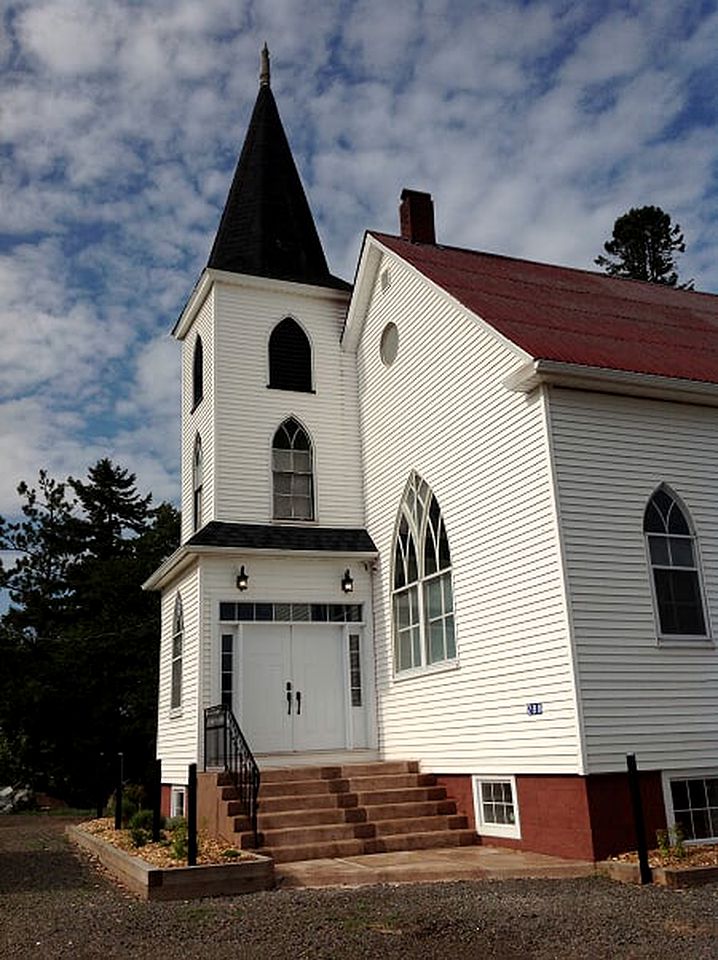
240,624,346,753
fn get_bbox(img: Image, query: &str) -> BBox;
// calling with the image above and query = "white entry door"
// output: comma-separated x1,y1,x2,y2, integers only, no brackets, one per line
239,624,346,753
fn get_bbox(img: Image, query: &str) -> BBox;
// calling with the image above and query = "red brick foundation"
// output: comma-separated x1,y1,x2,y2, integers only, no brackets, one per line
160,784,172,818
436,770,667,861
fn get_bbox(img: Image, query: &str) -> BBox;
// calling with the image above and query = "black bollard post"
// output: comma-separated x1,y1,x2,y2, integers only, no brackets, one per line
96,752,105,819
626,753,652,885
187,763,197,866
152,758,162,842
114,752,124,830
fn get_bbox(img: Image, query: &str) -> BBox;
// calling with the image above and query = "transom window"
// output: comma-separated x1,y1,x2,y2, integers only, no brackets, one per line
171,595,183,710
392,472,456,672
193,435,203,532
268,318,312,392
272,418,314,520
644,487,707,638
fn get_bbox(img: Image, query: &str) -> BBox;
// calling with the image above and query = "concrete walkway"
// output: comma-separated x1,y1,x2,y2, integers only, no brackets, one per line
275,844,595,888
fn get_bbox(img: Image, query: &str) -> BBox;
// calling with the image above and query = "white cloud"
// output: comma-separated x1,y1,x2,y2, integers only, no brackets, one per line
0,0,717,521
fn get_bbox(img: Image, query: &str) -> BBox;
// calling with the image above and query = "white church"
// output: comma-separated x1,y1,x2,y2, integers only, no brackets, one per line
145,49,718,863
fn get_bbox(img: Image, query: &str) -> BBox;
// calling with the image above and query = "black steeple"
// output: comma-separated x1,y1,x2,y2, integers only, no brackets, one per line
207,46,349,291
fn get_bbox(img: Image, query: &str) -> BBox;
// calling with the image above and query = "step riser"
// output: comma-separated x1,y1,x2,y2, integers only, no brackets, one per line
212,762,476,863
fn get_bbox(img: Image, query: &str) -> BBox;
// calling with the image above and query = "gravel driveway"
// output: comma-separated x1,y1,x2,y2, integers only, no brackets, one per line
1,815,717,959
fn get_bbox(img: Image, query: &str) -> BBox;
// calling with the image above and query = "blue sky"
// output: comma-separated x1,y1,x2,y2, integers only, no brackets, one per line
1,0,718,516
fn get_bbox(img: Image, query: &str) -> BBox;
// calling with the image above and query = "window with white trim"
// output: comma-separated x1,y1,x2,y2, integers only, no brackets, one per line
668,776,718,842
392,472,456,672
171,786,186,818
193,435,203,532
272,418,314,520
644,487,708,638
472,776,521,839
171,595,183,710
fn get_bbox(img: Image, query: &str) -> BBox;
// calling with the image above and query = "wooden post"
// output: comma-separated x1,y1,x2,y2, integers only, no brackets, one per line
152,758,162,842
114,752,124,830
626,753,652,885
187,762,197,866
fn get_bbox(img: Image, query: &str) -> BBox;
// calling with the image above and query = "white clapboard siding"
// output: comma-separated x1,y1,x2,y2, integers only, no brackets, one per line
210,278,364,527
180,291,215,544
549,386,718,773
355,253,582,775
156,563,202,785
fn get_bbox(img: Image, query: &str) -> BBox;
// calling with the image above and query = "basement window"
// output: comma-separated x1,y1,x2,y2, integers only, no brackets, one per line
171,787,186,819
667,776,718,842
472,776,521,839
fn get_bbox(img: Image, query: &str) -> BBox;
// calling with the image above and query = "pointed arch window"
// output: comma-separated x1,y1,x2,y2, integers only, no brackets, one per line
644,487,708,638
193,435,203,532
272,418,314,520
393,473,456,672
269,318,313,392
171,595,183,710
192,335,204,409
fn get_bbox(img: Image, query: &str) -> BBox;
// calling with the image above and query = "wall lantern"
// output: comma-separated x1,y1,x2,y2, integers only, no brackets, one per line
341,569,354,594
236,565,249,591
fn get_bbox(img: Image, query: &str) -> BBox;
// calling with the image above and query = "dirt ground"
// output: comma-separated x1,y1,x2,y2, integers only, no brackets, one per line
1,814,717,960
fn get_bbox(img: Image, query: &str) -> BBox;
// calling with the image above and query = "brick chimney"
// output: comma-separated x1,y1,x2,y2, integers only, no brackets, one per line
399,188,436,244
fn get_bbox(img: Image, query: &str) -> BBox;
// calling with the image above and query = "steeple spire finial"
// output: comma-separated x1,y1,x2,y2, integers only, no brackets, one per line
260,43,270,87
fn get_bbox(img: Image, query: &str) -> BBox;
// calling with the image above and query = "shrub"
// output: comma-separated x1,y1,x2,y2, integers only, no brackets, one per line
168,816,188,860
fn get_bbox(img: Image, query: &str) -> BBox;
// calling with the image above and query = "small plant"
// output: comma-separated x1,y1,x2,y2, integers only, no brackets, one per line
222,848,242,860
672,823,686,859
656,828,670,858
168,816,188,860
655,824,687,860
128,809,158,848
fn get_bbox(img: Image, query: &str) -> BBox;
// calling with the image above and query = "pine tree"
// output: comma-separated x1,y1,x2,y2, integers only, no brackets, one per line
595,205,693,289
0,462,179,802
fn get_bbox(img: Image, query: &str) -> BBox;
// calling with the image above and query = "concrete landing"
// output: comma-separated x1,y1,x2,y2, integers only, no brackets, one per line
275,844,595,888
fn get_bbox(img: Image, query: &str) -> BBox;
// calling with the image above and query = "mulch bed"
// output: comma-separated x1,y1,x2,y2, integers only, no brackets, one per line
81,817,250,868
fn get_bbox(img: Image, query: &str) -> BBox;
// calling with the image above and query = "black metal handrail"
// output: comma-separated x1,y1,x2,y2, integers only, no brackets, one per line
204,704,260,846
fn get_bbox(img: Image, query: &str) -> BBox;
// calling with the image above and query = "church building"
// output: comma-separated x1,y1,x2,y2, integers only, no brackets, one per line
144,49,718,863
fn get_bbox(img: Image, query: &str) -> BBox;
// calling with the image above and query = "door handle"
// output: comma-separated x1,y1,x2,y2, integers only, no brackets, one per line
286,681,293,715
296,690,302,715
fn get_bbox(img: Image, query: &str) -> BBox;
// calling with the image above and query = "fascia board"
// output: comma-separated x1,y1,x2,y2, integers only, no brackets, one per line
142,546,196,591
342,234,382,351
173,269,350,341
504,359,718,407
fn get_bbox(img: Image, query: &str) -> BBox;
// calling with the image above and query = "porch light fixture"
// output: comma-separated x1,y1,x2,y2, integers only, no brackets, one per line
341,569,354,594
236,565,249,591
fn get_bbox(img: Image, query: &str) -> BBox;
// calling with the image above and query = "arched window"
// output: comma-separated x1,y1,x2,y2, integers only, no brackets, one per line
192,336,204,409
193,435,203,531
171,595,183,710
392,472,456,672
272,418,314,520
268,318,312,392
644,486,707,637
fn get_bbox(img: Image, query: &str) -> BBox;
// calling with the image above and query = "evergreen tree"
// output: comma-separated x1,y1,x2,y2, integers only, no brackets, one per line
595,205,693,289
0,461,179,803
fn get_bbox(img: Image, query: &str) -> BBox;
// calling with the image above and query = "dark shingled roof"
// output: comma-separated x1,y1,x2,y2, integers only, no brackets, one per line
207,83,350,291
187,521,376,553
373,232,718,385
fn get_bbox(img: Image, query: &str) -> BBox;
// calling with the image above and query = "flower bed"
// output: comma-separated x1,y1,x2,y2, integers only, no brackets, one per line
68,820,274,900
599,844,718,887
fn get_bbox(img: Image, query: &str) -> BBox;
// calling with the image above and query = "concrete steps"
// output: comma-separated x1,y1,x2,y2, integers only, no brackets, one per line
212,761,475,863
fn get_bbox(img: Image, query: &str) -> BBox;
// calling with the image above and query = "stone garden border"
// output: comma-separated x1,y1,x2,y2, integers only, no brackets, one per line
598,859,718,888
68,824,274,900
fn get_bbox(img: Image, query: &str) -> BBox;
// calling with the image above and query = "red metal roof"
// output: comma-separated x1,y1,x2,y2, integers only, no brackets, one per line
372,233,718,385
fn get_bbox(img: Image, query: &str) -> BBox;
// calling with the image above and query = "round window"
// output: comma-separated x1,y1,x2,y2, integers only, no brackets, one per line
380,322,399,366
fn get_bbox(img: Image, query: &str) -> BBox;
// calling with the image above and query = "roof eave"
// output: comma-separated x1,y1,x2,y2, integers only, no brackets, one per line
505,359,718,406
